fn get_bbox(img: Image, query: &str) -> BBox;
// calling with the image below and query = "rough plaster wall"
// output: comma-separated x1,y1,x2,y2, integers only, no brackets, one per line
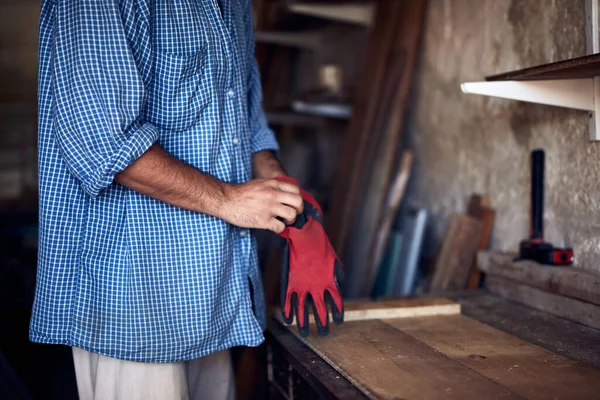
406,0,600,271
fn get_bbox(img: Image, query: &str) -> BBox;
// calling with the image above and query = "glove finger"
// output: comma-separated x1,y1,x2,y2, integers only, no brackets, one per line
331,259,344,312
295,292,310,337
311,293,329,336
281,290,295,325
325,289,344,325
280,241,293,325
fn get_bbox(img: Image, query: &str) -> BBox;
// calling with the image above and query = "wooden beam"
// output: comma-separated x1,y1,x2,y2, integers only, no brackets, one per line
478,251,600,306
485,275,600,330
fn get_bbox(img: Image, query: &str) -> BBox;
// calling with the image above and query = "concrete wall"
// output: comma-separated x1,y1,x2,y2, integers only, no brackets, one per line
406,0,600,272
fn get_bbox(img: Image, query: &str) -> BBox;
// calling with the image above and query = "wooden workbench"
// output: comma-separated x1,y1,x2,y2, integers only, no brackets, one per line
266,292,600,400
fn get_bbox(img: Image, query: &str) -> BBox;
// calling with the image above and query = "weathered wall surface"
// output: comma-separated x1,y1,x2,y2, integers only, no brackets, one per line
406,0,600,271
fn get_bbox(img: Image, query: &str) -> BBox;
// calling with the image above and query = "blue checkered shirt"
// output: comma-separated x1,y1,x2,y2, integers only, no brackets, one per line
31,0,279,363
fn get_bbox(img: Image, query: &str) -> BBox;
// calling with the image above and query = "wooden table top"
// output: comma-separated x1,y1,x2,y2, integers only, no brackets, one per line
267,292,600,400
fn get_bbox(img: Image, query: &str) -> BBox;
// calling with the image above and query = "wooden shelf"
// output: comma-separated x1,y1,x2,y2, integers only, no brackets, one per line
461,79,594,111
265,109,326,128
485,53,600,81
461,53,600,141
255,30,322,49
288,2,374,26
291,99,352,119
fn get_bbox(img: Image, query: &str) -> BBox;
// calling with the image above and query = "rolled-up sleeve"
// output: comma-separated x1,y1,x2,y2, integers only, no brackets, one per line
52,0,158,197
245,3,280,154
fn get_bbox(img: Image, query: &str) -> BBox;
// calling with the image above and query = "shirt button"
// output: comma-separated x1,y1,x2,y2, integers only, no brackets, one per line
227,89,235,97
232,138,239,145
240,230,247,236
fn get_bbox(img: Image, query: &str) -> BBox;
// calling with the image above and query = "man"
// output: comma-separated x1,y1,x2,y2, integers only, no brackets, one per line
31,0,305,398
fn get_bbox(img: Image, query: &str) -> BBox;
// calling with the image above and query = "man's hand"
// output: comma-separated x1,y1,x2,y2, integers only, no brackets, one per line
220,179,303,234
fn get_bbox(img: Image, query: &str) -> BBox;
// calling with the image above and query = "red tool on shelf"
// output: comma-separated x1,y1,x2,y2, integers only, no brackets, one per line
518,149,574,266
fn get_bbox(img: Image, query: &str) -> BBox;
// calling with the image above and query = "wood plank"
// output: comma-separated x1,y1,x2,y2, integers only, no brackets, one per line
344,297,458,310
275,298,461,326
466,194,491,218
485,275,600,330
478,251,600,305
486,53,600,81
389,314,600,400
278,319,522,400
343,297,460,320
431,214,483,291
467,195,495,289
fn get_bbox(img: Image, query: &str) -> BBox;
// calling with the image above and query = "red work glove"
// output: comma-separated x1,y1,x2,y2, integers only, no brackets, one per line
275,176,344,336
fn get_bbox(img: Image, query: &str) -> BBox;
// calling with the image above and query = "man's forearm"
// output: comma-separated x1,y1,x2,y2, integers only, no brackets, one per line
252,150,287,179
115,144,227,217
115,145,303,233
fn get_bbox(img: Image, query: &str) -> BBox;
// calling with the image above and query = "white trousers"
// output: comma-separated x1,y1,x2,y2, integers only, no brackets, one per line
72,347,236,400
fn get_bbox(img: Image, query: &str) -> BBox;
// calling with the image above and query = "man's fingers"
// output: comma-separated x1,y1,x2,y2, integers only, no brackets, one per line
270,218,286,234
275,191,303,214
263,179,304,214
273,205,297,225
275,180,301,195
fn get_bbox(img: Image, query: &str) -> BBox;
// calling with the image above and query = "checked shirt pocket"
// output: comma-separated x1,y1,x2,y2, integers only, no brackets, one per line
146,47,212,132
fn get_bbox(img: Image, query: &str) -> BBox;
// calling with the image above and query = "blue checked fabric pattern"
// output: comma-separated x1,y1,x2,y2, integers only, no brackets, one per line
31,0,279,363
